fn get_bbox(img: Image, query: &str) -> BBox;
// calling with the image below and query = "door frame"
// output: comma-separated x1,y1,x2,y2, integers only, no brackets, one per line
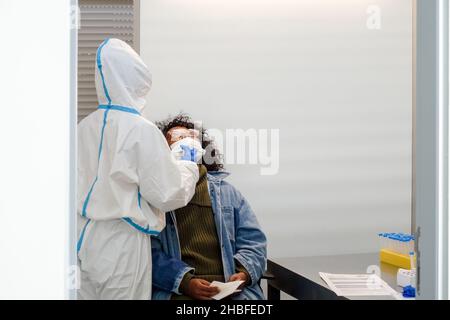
414,0,449,300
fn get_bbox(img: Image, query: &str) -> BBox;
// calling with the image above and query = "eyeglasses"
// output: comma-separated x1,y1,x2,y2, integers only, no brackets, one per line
169,128,200,142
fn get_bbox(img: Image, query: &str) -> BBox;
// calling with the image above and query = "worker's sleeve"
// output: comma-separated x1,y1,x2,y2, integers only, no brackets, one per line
232,188,268,287
151,236,195,295
135,123,199,212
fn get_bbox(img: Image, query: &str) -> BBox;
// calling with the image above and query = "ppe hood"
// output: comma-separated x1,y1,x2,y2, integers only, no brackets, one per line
95,38,152,112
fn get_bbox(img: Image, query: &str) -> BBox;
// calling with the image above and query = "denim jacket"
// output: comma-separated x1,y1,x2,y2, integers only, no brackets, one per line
151,171,267,300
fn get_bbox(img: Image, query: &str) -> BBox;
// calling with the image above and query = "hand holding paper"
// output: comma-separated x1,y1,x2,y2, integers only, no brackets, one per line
210,280,244,300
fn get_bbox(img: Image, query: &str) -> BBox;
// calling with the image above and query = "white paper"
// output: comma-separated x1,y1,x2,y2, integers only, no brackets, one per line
319,272,401,298
210,280,244,300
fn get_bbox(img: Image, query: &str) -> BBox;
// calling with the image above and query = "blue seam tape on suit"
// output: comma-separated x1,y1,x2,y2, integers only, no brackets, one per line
122,218,160,235
98,104,141,115
138,188,142,208
77,219,91,253
97,39,112,105
81,38,111,217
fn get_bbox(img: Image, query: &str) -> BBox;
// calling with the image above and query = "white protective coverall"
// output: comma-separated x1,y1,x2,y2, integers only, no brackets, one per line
77,38,199,300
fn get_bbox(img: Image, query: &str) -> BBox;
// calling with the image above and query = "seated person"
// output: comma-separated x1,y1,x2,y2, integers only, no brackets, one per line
151,114,267,300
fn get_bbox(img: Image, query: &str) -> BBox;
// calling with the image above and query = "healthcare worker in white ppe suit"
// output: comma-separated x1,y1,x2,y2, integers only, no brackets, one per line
77,38,200,300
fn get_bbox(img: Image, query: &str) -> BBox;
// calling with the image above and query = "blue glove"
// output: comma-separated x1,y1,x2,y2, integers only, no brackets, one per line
180,145,198,162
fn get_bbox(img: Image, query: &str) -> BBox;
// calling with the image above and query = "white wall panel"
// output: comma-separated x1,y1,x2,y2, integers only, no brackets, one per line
0,0,71,299
140,0,412,258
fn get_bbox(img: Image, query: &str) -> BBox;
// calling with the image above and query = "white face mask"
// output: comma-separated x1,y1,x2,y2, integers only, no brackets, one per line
170,137,205,163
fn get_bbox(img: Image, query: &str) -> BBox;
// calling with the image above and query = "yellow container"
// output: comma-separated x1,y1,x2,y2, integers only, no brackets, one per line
379,249,414,270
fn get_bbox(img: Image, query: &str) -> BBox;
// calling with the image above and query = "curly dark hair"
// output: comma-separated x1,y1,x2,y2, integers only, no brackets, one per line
155,113,224,172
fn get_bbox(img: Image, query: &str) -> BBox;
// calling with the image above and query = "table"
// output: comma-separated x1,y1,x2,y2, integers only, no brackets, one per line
266,253,402,300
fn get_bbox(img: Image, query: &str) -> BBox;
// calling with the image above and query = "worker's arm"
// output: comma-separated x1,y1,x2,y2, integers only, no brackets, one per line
133,121,199,212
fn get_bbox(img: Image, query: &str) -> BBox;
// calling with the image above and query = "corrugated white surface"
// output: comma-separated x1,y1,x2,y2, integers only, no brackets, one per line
78,0,135,122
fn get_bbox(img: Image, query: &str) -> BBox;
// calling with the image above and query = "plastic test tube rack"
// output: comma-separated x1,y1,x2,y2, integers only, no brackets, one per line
378,233,415,269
